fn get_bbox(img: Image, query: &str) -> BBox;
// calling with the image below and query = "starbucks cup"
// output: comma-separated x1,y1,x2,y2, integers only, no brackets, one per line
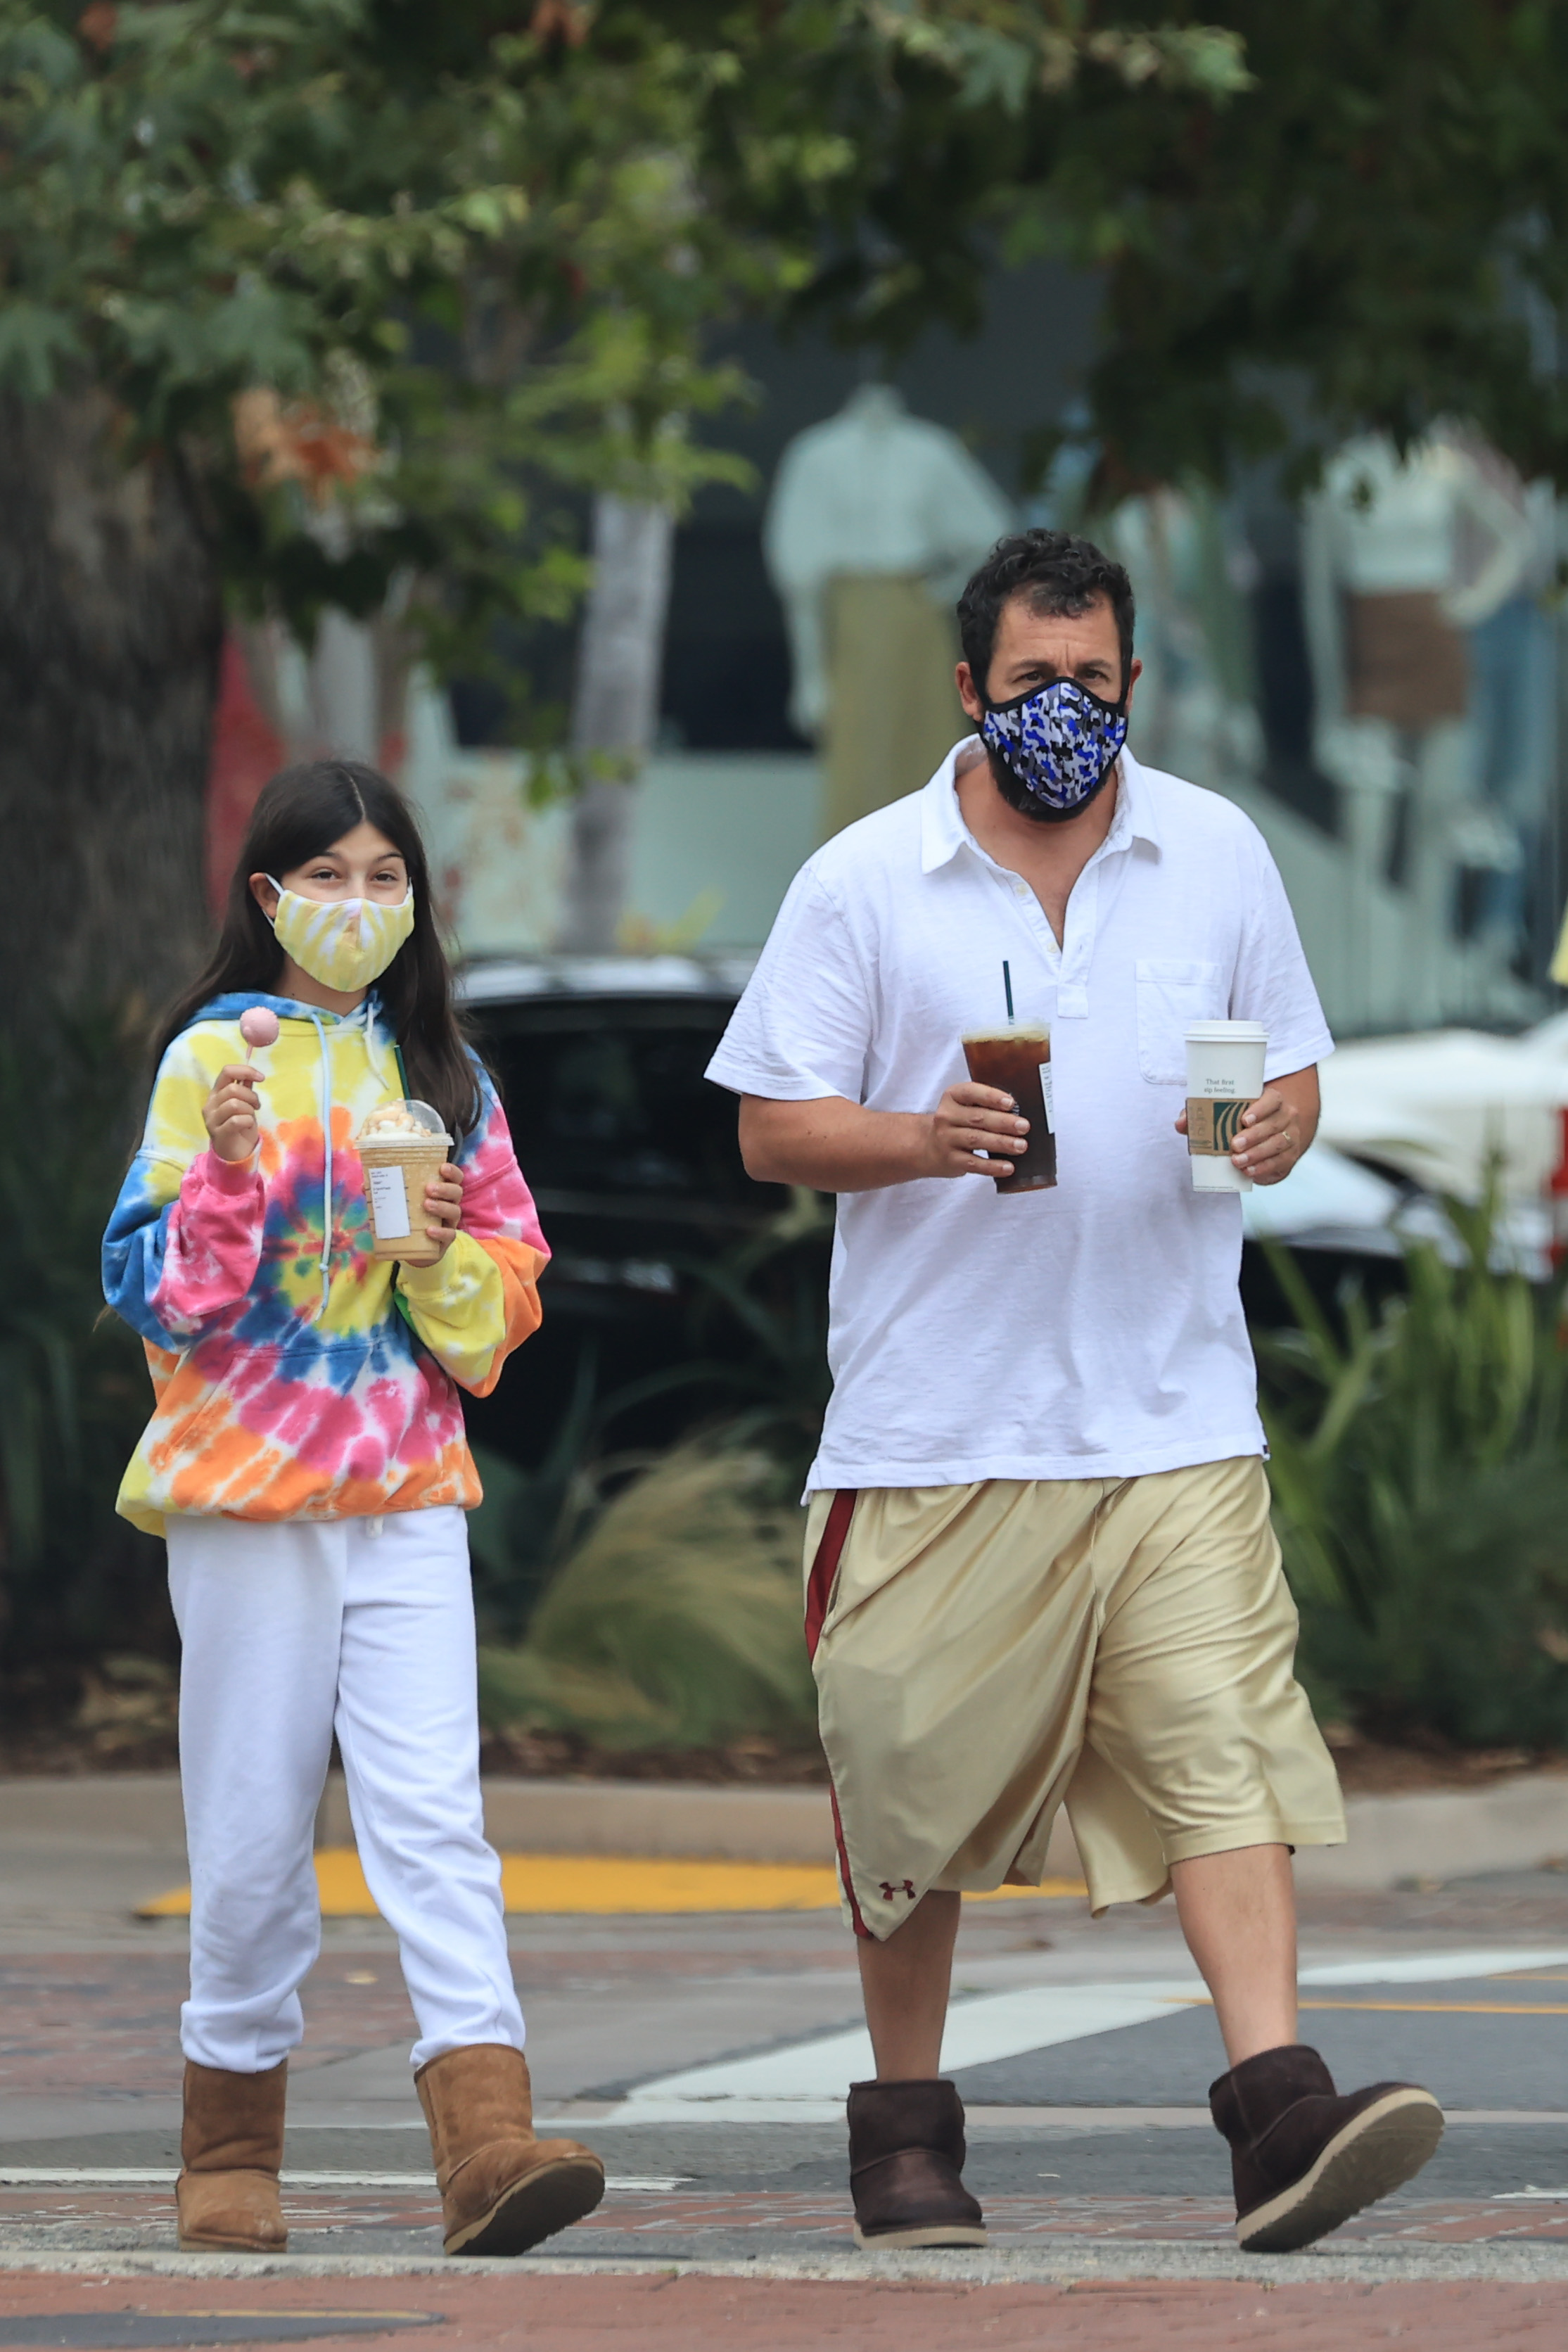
355,1099,453,1265
1185,1021,1268,1193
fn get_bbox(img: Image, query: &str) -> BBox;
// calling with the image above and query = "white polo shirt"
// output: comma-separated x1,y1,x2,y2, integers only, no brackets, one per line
706,739,1334,1494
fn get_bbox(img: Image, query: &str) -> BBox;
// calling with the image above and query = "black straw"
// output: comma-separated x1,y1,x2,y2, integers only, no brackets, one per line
1002,960,1014,1022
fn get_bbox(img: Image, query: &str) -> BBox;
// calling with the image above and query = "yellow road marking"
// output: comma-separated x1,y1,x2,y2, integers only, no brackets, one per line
1304,1998,1568,2016
1165,1996,1568,2016
136,1850,1088,1919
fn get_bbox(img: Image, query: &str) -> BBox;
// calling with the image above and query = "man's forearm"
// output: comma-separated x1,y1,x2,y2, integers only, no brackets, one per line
741,1081,1030,1192
739,1095,931,1193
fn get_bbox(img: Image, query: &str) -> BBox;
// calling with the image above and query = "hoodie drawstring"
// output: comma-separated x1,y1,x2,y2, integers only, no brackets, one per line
306,1009,333,1318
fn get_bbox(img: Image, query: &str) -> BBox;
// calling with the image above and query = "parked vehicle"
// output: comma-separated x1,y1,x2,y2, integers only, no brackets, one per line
459,955,791,1468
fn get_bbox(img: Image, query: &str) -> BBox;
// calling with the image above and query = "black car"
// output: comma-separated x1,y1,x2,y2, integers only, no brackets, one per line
459,954,798,1468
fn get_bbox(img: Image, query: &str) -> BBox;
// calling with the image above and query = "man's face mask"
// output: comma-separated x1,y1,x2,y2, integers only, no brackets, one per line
267,879,416,991
980,675,1128,822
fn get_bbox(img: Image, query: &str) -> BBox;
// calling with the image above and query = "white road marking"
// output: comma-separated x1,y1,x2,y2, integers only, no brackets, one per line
616,1981,1202,2118
1299,1950,1568,1987
606,1947,1568,2122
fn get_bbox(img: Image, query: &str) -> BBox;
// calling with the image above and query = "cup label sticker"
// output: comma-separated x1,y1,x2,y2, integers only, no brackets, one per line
1040,1064,1054,1133
1187,1098,1247,1156
367,1164,413,1239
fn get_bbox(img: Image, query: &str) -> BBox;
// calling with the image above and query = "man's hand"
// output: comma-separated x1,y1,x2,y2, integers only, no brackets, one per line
1173,1064,1320,1188
921,1082,1029,1180
203,1063,263,1164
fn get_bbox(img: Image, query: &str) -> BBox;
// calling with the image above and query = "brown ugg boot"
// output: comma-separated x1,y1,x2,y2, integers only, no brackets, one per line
848,2078,987,2249
175,2059,288,2253
1211,2042,1444,2252
415,2043,605,2256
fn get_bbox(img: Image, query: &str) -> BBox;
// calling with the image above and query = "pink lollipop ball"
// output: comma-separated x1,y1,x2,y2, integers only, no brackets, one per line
240,1007,280,1050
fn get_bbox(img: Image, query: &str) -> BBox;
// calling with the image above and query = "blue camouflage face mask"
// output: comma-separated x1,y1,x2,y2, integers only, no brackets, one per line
980,676,1129,821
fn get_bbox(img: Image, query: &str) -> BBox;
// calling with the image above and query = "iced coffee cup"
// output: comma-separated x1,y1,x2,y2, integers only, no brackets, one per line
1185,1021,1267,1193
962,1029,1057,1193
356,1099,454,1264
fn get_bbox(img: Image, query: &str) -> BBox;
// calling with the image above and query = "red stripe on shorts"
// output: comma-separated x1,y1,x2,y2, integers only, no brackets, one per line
803,1489,872,1938
805,1486,856,1660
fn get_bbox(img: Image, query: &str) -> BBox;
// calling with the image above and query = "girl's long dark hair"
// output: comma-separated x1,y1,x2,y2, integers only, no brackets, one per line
153,760,485,1142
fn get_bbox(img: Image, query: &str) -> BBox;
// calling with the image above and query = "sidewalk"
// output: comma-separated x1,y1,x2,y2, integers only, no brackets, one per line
0,2263,1565,2351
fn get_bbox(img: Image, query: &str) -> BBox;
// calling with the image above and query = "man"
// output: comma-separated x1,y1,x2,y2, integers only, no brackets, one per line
706,530,1442,2256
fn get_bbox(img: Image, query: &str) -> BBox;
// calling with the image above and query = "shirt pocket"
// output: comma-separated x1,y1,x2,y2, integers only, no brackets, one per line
1135,958,1226,1086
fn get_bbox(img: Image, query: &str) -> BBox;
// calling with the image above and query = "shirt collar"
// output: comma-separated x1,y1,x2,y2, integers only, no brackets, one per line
921,737,1162,874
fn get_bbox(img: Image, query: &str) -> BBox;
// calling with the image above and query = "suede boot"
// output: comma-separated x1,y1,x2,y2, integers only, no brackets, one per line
848,2078,987,2249
1211,2042,1443,2252
175,2059,288,2254
416,2043,604,2256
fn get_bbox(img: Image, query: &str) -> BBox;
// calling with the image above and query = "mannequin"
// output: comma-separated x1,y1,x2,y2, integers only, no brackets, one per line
1304,433,1534,1025
1441,430,1558,974
764,386,1013,837
1103,486,1263,795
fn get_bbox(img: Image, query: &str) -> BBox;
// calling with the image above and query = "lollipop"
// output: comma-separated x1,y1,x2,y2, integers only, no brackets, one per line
239,1007,279,1051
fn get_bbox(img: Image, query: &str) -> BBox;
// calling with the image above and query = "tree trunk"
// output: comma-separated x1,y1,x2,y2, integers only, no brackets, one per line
0,391,222,1040
559,493,674,953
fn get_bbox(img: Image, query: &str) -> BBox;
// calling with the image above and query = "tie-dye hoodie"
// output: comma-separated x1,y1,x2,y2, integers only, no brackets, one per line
103,990,547,1535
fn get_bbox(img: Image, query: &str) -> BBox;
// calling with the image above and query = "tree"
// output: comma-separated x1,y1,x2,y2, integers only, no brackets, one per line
1055,1,1568,495
0,0,762,1029
691,2,1568,498
0,0,1258,1015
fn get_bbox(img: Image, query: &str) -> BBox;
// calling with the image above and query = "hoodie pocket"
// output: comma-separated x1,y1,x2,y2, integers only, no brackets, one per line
144,1346,237,1473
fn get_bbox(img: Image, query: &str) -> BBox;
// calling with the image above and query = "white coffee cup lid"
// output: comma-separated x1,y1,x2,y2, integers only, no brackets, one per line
1186,1020,1268,1042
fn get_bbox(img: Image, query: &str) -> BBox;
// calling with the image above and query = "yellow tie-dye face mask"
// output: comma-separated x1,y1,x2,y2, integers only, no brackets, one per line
267,879,415,992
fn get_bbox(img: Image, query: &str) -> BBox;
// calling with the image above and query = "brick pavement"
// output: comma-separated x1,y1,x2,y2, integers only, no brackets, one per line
1,2271,1567,2350
6,2183,1568,2261
0,1960,416,2106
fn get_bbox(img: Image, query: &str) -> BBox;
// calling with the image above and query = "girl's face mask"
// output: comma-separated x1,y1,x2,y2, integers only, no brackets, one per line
980,675,1128,821
267,879,415,992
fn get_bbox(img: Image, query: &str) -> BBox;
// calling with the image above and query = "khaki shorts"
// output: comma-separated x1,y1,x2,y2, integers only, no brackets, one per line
804,1457,1345,1942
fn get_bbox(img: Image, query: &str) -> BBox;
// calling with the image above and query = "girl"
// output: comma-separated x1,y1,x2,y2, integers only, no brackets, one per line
103,759,604,2258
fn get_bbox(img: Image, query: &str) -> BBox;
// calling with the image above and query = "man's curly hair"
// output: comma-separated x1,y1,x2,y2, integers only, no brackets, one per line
957,528,1135,702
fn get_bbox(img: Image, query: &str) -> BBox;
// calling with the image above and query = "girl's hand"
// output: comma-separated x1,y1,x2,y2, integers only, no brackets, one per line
423,1162,464,1260
203,1063,264,1164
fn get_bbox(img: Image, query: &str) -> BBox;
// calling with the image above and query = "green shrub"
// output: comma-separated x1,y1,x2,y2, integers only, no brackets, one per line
1258,1196,1568,1748
477,1439,816,1750
599,1188,834,1497
465,1349,602,1641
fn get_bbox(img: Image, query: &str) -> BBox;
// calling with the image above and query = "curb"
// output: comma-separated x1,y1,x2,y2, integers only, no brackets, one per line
1296,1772,1568,1892
1,2241,1567,2284
4,1770,1567,1891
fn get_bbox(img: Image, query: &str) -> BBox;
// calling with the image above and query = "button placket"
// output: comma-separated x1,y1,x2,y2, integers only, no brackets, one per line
988,861,1060,978
1057,862,1099,1019
1055,800,1133,1018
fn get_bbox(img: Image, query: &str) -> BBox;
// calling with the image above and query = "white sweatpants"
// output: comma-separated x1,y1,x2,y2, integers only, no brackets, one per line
166,1506,525,2075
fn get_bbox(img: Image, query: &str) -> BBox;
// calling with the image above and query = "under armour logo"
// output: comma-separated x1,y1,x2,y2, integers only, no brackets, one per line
879,1879,917,1901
